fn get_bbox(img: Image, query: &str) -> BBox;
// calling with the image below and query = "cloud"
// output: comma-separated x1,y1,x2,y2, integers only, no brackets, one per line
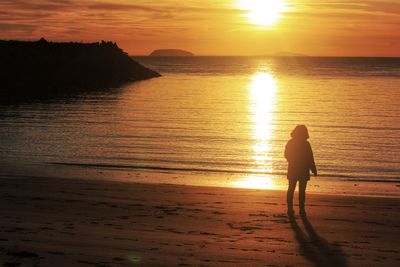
87,2,163,13
292,0,400,17
0,0,74,11
0,22,36,31
0,0,399,55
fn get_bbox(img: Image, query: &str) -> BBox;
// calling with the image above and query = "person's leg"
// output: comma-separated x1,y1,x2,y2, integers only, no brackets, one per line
299,180,308,213
287,179,297,210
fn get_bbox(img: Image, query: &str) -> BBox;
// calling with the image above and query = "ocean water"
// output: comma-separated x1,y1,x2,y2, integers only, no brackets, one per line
0,57,399,195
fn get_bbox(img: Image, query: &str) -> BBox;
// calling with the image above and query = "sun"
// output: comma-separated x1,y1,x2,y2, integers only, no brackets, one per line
237,0,289,27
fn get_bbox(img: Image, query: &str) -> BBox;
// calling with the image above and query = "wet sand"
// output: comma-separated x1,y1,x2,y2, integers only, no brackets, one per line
0,177,399,266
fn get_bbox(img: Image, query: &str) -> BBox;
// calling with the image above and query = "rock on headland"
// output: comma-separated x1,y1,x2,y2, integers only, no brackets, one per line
149,49,194,57
0,38,161,98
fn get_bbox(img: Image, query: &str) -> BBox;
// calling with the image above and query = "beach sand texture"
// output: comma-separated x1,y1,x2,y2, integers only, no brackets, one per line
0,177,399,266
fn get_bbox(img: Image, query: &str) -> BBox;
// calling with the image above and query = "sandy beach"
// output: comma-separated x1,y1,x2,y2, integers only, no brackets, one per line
0,176,398,267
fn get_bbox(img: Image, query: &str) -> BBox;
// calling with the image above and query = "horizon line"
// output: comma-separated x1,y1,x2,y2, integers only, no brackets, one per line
2,39,399,58
131,54,400,58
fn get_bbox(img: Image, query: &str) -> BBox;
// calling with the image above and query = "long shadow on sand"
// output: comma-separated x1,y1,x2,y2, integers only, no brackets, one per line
288,211,348,267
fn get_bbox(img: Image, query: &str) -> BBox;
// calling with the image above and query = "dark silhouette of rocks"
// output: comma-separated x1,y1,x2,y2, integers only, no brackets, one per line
149,49,194,57
0,38,160,99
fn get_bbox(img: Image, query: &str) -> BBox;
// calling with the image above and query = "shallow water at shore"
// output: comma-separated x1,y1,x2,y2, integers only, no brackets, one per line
0,57,399,195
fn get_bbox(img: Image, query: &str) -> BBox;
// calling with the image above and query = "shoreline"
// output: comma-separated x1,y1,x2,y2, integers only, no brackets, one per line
1,170,399,199
0,176,399,266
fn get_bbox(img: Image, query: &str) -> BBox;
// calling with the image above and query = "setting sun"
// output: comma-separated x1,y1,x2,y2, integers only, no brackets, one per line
237,0,289,27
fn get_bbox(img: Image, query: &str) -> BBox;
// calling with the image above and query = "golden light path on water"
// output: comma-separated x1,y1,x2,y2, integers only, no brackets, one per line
233,72,278,190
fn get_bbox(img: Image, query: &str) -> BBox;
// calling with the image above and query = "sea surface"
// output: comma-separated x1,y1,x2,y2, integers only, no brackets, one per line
0,57,399,196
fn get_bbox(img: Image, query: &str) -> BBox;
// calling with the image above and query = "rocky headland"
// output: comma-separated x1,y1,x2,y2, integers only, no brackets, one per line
0,38,160,99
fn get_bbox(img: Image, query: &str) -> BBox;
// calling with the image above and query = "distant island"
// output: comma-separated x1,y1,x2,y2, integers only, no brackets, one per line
0,38,160,99
149,49,194,57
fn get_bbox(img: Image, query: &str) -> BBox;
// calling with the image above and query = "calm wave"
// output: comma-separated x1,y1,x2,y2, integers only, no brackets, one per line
0,57,399,189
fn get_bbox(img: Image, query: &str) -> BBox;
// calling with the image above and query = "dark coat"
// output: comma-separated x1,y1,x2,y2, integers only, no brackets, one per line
284,138,317,181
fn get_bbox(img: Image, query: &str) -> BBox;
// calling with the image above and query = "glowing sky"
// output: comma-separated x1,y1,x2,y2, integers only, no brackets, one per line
0,0,399,56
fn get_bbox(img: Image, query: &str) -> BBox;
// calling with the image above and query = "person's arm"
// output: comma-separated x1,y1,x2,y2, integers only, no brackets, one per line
308,142,317,176
284,141,290,161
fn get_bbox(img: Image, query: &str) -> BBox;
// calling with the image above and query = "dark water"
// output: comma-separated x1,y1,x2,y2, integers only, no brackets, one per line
0,57,399,193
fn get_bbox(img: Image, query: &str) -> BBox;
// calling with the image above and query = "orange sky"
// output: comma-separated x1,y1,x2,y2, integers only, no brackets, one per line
0,0,399,56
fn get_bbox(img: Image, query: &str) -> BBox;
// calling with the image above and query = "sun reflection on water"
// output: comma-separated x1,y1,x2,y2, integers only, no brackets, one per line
232,71,278,190
232,175,277,190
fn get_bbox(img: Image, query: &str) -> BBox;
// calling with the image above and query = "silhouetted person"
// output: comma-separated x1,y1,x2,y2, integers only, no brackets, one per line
284,125,317,214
